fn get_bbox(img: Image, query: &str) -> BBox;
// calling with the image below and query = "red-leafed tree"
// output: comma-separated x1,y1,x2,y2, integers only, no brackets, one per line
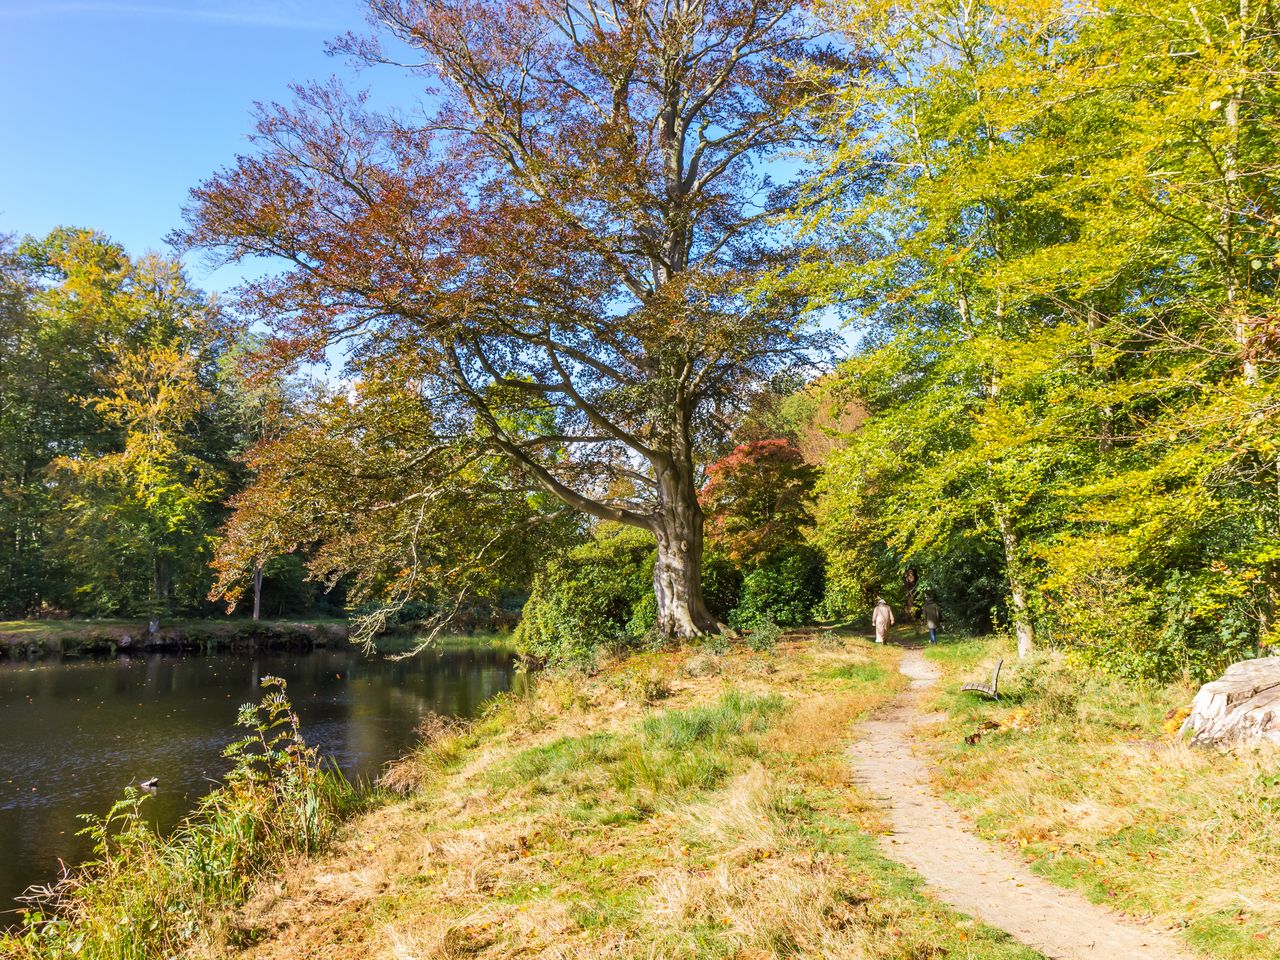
180,0,850,637
701,438,815,565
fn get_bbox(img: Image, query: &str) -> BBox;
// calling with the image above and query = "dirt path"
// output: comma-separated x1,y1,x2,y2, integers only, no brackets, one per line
850,647,1198,960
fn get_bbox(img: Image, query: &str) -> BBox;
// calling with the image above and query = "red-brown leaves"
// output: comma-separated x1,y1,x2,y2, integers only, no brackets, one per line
701,438,815,564
181,0,848,560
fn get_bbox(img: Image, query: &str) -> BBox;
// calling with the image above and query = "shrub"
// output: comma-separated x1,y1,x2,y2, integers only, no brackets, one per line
731,545,825,629
515,524,657,665
743,618,783,652
517,526,756,663
1040,564,1261,683
701,551,742,622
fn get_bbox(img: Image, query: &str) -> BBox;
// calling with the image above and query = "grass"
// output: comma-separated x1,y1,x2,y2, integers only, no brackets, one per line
171,634,1045,960
15,628,1270,958
820,661,886,683
923,636,1280,959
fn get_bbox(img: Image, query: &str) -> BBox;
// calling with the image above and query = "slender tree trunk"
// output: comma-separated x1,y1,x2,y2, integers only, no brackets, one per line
1223,0,1258,384
995,504,1035,657
1087,305,1114,453
149,552,164,637
252,562,263,622
652,462,719,639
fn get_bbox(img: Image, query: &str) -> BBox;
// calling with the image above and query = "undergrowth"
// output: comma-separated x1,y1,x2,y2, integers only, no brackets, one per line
2,678,367,960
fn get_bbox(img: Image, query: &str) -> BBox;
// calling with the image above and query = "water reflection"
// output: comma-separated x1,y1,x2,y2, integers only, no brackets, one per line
0,644,517,915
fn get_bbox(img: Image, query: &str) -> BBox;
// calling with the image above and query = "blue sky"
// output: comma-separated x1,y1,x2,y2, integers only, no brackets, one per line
0,0,412,291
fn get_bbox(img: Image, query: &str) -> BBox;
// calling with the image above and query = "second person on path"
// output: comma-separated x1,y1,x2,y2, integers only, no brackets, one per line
921,596,941,645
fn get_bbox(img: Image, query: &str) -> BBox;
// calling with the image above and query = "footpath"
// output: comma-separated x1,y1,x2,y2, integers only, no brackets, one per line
850,646,1197,960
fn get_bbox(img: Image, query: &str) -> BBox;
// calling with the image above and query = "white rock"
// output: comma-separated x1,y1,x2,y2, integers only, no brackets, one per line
1181,656,1280,746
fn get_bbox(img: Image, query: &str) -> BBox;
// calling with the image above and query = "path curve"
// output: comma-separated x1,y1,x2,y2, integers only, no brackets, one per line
850,648,1197,960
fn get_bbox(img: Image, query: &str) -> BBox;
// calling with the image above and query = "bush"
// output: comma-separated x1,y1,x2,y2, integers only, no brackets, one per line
1041,564,1261,683
701,551,742,622
518,526,772,664
743,618,783,652
515,524,657,665
731,545,825,629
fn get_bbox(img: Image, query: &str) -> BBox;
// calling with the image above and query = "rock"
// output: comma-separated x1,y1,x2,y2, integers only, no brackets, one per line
1181,656,1280,746
683,654,721,678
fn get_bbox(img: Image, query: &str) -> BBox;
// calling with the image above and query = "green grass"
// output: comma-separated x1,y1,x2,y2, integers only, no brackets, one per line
640,690,783,749
490,692,784,800
502,731,625,784
819,661,886,683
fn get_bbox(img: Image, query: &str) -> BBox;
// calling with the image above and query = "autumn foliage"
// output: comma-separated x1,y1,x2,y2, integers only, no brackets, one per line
180,0,848,638
701,439,815,566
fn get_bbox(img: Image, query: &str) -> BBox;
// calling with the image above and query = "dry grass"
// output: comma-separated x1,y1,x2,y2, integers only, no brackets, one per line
204,635,1043,960
925,638,1280,959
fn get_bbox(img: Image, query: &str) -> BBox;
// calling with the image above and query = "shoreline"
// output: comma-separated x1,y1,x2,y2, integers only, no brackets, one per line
0,619,520,660
0,618,351,659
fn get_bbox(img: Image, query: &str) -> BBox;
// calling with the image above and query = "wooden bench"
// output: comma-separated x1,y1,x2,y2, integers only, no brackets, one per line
962,658,1003,701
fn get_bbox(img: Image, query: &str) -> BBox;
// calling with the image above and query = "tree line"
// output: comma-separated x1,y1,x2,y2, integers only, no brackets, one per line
805,0,1279,679
0,229,330,621
2,0,1276,679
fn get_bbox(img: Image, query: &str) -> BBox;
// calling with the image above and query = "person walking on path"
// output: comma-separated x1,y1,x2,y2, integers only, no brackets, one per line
872,597,895,644
921,596,941,644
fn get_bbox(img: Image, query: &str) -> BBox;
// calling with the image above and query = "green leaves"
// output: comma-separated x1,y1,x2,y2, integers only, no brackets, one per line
0,228,234,618
802,0,1280,674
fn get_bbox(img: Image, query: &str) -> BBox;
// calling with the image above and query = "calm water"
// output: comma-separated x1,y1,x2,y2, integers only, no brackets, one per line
0,644,519,917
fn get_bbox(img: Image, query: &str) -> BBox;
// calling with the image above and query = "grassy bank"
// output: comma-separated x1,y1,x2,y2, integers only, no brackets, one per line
198,634,1046,960
8,633,1051,959
924,637,1280,959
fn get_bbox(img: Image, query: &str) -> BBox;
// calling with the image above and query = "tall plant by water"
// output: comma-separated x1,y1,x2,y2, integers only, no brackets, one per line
2,678,363,960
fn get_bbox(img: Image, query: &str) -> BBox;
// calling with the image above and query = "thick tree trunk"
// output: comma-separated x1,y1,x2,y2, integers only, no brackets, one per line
652,463,719,639
995,505,1035,658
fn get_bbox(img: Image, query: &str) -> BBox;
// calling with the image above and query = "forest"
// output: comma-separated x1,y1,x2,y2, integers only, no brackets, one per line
2,0,1277,684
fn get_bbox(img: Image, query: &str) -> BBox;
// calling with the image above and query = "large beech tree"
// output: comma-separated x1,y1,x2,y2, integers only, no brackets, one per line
183,0,846,637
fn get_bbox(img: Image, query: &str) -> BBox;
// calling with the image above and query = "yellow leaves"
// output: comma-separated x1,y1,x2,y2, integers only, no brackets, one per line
1005,709,1037,732
1162,706,1191,737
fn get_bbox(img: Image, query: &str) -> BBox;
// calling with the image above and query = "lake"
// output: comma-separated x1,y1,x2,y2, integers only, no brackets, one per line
0,642,520,918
